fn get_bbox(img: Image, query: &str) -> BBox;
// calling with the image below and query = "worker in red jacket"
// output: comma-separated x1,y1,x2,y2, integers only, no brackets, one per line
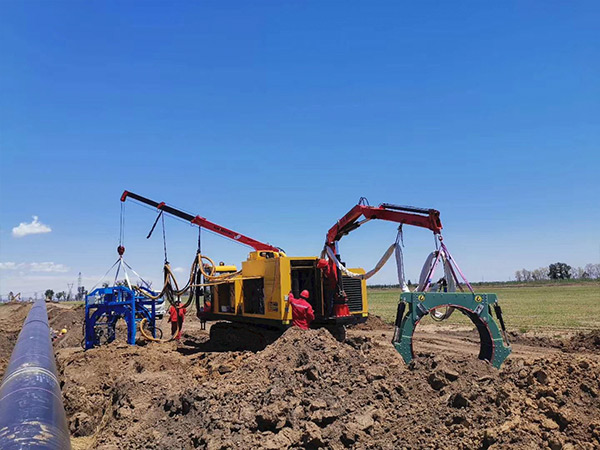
168,299,186,340
288,290,315,330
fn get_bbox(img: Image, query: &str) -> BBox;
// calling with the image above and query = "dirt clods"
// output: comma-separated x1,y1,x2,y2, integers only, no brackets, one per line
0,302,32,377
565,329,600,353
56,326,600,449
353,314,390,331
2,303,599,449
47,303,85,349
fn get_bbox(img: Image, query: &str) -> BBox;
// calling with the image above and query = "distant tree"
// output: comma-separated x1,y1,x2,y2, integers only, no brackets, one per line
532,267,550,281
56,291,66,301
548,262,571,280
515,270,523,282
44,289,54,300
584,263,600,279
521,269,532,282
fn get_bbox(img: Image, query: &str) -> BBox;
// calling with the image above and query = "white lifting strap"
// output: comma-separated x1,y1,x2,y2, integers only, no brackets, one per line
442,250,457,293
417,250,458,293
417,251,437,291
395,232,411,293
415,248,457,321
324,243,396,280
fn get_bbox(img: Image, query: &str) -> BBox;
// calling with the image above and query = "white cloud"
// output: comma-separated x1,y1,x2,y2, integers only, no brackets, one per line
172,267,185,273
0,262,70,273
12,216,52,238
29,262,70,273
0,262,25,270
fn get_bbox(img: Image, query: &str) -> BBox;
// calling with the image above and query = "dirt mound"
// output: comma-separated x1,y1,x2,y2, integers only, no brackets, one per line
507,330,567,350
565,330,600,353
58,327,600,449
57,337,249,444
0,331,20,378
0,302,32,333
353,314,391,331
509,329,600,354
0,302,32,378
47,304,85,349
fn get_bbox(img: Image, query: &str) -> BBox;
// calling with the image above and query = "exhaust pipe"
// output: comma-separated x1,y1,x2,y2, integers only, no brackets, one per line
0,300,71,449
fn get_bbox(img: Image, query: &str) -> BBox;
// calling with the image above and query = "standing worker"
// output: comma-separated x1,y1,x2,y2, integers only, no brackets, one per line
168,299,186,340
288,290,315,330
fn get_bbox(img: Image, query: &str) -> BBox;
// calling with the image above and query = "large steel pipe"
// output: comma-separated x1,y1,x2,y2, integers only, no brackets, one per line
0,300,71,449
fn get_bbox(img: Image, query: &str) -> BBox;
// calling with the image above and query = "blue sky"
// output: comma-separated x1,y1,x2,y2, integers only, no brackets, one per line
1,1,599,298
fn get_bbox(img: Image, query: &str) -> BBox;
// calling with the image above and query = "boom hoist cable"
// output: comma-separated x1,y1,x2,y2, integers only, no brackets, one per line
139,211,184,343
121,190,273,298
95,193,271,344
136,211,253,342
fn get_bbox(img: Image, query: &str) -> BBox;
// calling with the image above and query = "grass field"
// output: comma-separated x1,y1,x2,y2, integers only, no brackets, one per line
367,282,600,332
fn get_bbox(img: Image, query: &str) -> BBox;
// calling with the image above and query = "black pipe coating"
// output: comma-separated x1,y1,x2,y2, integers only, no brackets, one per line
0,300,71,449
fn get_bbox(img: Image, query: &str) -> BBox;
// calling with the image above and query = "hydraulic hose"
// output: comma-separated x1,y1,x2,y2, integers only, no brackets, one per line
135,253,242,309
135,252,250,343
139,317,178,343
0,300,71,449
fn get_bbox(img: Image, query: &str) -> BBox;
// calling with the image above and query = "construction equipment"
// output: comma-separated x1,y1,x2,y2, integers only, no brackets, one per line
84,285,163,349
120,191,369,337
321,200,442,317
322,198,511,367
121,191,511,367
393,292,511,368
83,232,167,349
7,292,21,302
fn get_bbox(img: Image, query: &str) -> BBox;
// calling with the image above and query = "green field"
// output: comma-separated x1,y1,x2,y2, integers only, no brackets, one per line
367,282,600,332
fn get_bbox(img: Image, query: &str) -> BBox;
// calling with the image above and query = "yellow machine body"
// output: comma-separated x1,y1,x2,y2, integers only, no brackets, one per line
205,251,368,328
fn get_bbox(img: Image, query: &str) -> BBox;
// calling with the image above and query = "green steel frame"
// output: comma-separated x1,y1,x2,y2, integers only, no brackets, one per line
393,292,511,368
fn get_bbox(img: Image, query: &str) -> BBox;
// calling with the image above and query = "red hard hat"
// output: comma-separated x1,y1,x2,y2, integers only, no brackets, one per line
300,290,310,299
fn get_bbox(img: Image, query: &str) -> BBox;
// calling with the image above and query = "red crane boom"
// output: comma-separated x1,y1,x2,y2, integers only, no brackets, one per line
120,191,280,252
326,202,442,248
322,201,443,317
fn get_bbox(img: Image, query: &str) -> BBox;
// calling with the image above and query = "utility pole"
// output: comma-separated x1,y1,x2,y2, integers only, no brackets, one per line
77,272,84,301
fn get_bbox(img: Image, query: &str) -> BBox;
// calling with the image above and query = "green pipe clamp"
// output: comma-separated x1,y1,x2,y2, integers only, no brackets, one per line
392,292,511,369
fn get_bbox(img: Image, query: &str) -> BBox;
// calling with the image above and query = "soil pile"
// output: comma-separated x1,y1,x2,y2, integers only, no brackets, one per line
48,304,85,349
354,314,391,331
565,330,600,353
0,331,20,378
0,302,31,378
58,327,600,449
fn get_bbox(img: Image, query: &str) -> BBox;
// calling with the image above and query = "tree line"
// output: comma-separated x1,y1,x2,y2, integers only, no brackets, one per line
515,262,600,282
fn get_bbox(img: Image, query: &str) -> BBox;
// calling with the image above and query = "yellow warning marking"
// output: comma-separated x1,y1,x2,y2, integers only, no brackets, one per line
475,295,483,303
418,294,425,302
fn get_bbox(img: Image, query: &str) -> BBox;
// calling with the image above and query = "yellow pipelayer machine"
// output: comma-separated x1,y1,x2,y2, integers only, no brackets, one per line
206,252,367,329
120,191,368,338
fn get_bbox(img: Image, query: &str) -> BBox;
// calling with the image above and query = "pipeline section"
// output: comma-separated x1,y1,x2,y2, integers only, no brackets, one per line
0,300,71,449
